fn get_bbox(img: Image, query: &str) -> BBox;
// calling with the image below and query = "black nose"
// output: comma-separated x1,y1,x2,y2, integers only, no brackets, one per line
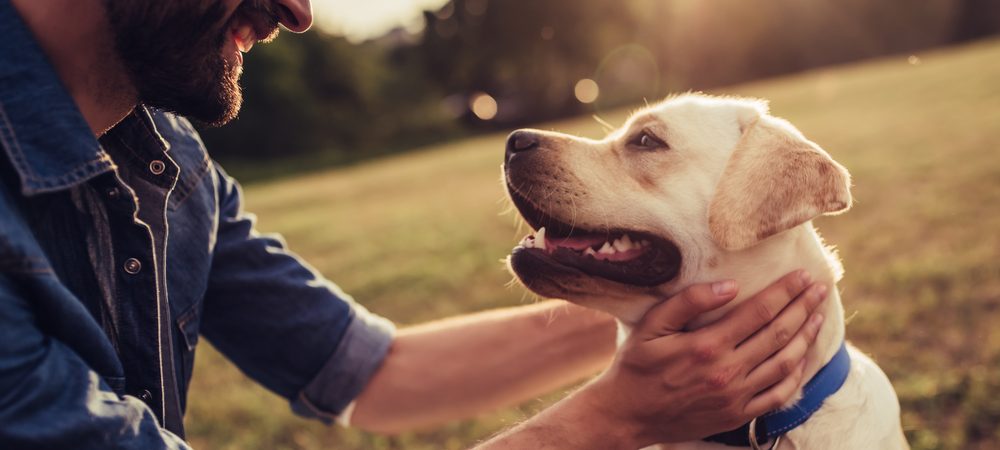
506,130,540,155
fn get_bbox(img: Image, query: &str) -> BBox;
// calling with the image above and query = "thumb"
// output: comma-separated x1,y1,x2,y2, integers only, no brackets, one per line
636,280,739,340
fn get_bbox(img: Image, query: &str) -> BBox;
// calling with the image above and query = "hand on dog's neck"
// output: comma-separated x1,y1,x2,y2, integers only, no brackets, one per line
623,222,847,404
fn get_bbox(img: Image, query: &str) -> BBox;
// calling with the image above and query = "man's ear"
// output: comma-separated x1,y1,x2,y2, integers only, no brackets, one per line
708,116,852,251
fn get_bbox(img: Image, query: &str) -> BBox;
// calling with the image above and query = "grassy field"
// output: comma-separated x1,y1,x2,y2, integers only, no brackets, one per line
184,38,1000,450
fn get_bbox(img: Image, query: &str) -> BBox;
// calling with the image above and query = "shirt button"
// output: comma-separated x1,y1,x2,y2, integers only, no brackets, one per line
149,160,166,175
123,258,142,275
138,389,153,403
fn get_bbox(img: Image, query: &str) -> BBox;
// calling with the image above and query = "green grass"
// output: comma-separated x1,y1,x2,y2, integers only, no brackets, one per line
184,38,1000,450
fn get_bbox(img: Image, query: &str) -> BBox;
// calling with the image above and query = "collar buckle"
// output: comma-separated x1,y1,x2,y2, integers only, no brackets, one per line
748,417,781,450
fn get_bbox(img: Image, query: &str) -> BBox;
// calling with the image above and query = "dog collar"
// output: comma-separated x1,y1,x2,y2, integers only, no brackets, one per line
703,341,851,447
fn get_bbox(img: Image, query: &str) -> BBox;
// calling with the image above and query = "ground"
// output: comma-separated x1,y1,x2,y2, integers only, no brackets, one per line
184,38,1000,450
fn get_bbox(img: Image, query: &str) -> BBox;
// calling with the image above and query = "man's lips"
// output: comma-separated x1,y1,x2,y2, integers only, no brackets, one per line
231,22,256,54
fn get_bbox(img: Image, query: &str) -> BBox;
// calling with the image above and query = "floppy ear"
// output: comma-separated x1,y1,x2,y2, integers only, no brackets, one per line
708,116,852,251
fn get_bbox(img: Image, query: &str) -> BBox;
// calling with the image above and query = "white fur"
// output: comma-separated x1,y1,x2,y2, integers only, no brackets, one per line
505,94,908,449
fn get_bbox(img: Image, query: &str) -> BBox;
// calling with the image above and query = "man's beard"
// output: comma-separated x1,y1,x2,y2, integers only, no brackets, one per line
103,1,277,127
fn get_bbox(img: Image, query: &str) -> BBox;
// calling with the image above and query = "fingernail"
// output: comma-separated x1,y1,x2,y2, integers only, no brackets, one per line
713,280,737,296
810,313,824,327
812,284,828,303
799,270,812,285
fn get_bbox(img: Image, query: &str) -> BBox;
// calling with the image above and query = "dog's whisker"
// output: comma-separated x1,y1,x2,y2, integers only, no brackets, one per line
568,195,580,236
593,114,616,134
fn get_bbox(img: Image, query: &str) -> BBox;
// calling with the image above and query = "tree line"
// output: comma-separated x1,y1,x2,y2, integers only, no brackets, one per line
198,0,1000,171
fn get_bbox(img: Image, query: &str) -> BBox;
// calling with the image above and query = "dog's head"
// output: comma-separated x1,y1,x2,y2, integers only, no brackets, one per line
503,94,851,322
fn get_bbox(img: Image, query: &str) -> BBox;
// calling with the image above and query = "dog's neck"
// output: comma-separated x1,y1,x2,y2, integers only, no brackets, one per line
693,223,846,389
620,222,847,401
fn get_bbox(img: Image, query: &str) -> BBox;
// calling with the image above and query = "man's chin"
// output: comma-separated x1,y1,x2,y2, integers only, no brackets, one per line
190,96,242,128
144,78,242,127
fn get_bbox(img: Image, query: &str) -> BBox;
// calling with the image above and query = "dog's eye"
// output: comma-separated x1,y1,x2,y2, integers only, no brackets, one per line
629,131,667,150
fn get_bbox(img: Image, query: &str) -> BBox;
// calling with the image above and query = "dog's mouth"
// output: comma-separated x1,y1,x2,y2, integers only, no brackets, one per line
507,186,681,287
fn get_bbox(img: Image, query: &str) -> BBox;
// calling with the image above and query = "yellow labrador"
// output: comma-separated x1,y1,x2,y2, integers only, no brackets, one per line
502,94,907,449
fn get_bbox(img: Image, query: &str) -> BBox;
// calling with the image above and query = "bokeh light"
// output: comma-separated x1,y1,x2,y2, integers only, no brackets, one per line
470,93,498,120
574,79,600,103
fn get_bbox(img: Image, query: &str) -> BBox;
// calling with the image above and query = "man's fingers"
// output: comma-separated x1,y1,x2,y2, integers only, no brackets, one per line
636,280,738,340
711,270,812,346
743,312,823,393
743,357,807,418
734,283,828,367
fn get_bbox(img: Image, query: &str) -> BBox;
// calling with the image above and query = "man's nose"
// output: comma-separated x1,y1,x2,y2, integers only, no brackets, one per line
506,130,540,157
275,0,313,33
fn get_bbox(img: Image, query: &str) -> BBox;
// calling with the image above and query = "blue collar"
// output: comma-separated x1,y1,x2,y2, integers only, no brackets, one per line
704,341,852,447
0,0,114,196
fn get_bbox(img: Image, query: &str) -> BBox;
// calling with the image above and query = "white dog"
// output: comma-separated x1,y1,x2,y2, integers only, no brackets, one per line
502,94,907,449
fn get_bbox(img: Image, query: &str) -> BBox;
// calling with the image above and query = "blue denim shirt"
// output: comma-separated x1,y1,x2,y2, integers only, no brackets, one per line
0,2,394,448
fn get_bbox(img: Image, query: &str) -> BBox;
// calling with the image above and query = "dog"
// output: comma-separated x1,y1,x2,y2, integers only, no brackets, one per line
502,94,907,449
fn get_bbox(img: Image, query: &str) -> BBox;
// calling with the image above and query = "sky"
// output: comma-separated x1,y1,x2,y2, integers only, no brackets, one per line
313,0,450,42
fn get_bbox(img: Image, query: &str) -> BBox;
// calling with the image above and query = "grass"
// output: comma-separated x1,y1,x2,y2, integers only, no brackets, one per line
183,38,1000,450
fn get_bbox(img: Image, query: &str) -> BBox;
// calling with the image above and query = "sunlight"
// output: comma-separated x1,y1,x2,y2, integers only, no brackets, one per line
315,0,450,42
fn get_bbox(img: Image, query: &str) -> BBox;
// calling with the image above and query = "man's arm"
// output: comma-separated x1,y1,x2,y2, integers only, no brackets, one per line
350,300,617,433
478,273,827,449
349,271,825,448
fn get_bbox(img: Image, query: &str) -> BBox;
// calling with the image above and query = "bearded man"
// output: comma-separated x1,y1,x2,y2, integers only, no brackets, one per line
0,1,828,448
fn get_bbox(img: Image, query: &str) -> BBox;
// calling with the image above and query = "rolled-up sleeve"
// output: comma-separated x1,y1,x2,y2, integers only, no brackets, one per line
200,165,394,422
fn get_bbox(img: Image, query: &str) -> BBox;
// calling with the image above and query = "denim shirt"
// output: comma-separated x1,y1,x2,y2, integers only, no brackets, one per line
0,2,394,448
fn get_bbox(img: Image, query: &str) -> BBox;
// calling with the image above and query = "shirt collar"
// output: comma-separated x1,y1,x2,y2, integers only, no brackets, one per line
0,0,114,196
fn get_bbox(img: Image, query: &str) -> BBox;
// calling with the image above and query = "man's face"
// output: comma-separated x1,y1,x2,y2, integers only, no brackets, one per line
103,0,311,126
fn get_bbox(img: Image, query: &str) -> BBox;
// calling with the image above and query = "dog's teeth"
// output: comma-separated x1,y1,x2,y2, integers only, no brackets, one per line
614,235,635,252
622,234,634,248
641,240,651,247
584,247,597,256
598,242,615,254
536,227,546,250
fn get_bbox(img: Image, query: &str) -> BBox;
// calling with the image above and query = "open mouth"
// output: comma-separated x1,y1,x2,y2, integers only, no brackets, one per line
507,185,681,287
225,5,280,65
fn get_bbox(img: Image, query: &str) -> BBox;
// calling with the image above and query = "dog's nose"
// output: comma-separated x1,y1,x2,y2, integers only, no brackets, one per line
506,130,540,154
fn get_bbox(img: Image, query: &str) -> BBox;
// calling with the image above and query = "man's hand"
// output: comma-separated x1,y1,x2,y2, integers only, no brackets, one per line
476,270,826,449
580,270,827,447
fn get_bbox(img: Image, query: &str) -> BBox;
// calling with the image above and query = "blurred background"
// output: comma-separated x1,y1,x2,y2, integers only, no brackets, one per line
185,1,1000,449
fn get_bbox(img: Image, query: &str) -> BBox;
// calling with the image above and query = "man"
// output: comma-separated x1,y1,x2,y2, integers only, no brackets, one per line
0,1,828,449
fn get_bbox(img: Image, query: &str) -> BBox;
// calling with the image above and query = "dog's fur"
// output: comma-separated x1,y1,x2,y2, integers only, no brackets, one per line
503,94,907,449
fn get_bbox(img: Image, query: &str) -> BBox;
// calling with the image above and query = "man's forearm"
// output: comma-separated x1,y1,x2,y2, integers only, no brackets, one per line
474,382,641,450
350,300,617,433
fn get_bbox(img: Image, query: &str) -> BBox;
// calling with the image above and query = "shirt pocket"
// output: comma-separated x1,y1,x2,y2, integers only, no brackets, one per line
166,149,212,212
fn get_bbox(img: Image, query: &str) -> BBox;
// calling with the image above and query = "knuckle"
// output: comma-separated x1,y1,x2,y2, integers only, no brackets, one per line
785,276,804,298
691,339,719,363
778,358,795,377
773,326,792,347
705,365,739,390
753,301,774,324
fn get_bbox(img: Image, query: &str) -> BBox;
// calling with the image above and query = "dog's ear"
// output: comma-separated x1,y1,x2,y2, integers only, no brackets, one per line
708,116,852,251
